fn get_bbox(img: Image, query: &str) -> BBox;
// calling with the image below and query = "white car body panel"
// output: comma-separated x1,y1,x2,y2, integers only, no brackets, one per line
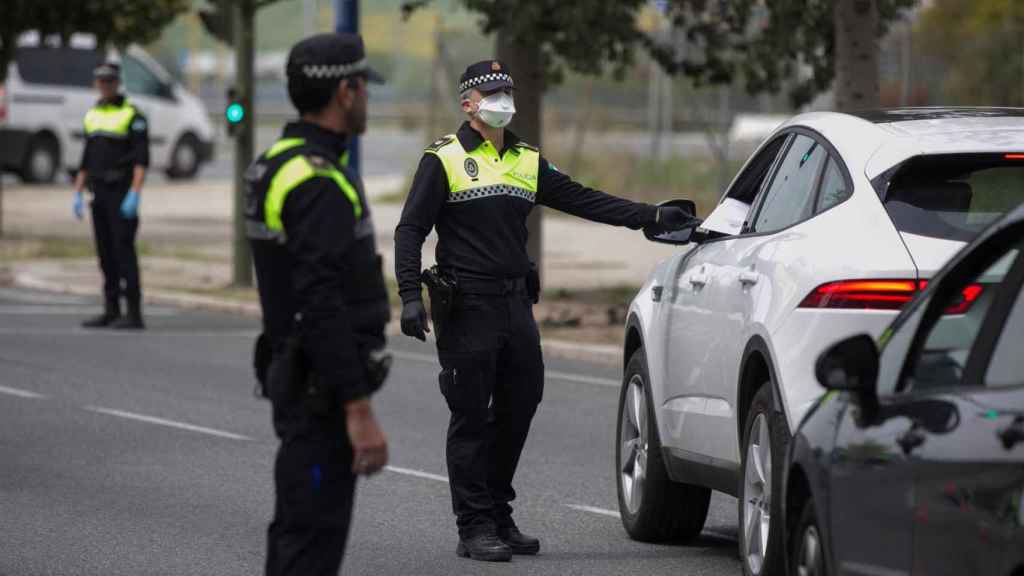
628,108,1024,477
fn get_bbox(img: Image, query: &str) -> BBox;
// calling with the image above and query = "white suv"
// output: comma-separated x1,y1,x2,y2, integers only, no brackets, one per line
616,108,1024,576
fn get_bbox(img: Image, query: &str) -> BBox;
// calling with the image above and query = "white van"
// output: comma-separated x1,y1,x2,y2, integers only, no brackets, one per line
0,43,215,183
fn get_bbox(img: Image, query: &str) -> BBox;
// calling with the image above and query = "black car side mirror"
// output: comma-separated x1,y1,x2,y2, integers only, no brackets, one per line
644,199,702,245
816,334,880,421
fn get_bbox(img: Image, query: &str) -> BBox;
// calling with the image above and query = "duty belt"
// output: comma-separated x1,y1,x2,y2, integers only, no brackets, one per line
459,276,528,296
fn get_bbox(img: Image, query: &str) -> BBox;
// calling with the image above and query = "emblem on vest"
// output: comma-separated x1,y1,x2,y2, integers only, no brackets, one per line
464,158,479,178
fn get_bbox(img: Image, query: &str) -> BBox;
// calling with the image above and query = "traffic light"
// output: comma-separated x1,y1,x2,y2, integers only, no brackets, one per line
225,88,246,137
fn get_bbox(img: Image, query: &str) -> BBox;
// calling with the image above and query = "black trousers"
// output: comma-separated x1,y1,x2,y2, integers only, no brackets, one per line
266,372,356,576
89,181,141,311
436,289,544,538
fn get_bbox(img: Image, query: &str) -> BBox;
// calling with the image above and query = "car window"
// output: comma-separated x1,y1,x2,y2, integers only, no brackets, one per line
984,281,1024,388
122,55,171,100
885,155,1024,243
15,47,103,88
701,135,788,236
752,134,827,234
816,158,851,213
902,243,1021,392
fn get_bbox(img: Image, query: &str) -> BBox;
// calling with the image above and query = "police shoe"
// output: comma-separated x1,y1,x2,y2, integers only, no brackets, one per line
498,525,540,555
456,533,512,562
110,315,145,330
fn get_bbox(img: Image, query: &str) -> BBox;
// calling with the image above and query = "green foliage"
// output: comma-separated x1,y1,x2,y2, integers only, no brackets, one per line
0,0,189,81
917,0,1024,106
403,0,918,106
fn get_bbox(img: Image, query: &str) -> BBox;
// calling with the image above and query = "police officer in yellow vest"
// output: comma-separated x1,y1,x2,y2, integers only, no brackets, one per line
73,61,148,329
245,33,390,576
394,60,696,562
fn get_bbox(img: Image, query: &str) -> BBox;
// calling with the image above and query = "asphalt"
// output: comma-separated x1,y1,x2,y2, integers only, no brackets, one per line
0,286,741,576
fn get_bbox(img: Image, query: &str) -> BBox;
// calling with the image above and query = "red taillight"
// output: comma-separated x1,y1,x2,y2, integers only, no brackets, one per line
1005,153,1024,160
0,84,6,123
799,279,984,314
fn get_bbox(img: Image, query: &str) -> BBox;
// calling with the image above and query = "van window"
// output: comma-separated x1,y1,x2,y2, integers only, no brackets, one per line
15,47,104,88
122,55,173,100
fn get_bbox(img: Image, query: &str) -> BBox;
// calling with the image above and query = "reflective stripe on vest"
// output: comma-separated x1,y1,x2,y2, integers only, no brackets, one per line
83,103,136,138
425,134,539,204
264,154,363,232
266,137,305,159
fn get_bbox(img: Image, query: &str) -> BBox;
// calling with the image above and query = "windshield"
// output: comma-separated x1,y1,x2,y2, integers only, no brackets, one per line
883,154,1024,242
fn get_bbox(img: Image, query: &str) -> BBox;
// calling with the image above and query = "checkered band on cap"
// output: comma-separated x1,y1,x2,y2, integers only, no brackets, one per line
459,72,513,93
301,58,368,79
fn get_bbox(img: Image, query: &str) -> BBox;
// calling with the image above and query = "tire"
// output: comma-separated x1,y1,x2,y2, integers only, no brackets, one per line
790,500,828,576
739,384,789,576
20,133,59,183
166,133,200,180
616,347,711,542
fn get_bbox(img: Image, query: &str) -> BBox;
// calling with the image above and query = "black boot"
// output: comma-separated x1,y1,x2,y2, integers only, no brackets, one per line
82,299,120,328
456,533,512,562
498,525,540,555
111,299,145,330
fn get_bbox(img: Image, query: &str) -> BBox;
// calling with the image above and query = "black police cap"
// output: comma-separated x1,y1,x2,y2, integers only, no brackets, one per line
93,61,121,79
459,60,513,95
286,32,384,84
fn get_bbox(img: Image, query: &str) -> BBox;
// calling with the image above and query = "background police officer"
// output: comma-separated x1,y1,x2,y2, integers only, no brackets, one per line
394,60,695,562
73,61,148,330
244,33,389,576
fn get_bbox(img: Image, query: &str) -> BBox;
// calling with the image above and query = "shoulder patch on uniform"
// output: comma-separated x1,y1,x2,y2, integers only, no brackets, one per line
516,142,539,152
425,135,455,153
131,117,147,132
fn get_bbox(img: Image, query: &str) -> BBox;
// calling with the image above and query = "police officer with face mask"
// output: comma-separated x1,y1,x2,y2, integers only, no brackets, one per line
394,60,697,562
245,33,390,576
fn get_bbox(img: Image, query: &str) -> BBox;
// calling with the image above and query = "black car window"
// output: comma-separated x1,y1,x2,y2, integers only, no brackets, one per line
724,135,789,206
902,241,1022,392
752,134,828,234
122,55,172,100
984,281,1024,388
15,47,103,88
815,157,851,213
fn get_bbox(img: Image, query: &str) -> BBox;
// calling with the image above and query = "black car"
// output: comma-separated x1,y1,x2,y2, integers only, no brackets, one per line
783,204,1024,576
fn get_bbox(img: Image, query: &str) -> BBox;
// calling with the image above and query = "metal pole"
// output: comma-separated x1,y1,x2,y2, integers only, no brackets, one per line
232,0,255,287
335,0,360,176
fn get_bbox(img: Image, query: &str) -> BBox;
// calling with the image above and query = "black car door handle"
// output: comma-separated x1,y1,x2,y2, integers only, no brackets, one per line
998,417,1024,450
897,426,926,455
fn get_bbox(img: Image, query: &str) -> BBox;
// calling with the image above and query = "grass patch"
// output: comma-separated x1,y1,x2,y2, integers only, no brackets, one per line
0,237,96,261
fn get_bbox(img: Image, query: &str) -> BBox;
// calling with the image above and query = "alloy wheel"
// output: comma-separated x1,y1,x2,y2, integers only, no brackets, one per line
620,374,648,515
796,523,822,576
743,413,772,575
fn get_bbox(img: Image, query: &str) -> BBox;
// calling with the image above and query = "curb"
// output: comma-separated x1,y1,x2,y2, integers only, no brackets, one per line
10,266,623,368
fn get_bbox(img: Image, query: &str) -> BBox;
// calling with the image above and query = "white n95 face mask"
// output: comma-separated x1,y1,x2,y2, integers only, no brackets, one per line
476,92,516,128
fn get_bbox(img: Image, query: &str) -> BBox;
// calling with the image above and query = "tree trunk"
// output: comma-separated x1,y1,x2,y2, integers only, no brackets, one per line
496,31,544,280
834,0,879,111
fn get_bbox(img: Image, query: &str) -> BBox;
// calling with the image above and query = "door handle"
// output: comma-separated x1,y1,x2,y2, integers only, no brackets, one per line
897,425,926,455
689,273,708,287
739,271,759,286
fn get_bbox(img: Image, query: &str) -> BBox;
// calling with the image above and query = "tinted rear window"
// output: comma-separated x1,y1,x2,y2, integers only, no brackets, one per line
15,47,104,88
884,154,1024,242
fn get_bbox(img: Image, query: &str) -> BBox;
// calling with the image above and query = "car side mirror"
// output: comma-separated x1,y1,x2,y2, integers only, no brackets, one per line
644,199,702,245
816,334,880,421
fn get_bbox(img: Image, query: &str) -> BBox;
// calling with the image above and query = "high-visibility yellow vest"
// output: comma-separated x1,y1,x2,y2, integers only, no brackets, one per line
261,137,362,233
83,101,137,138
425,134,539,203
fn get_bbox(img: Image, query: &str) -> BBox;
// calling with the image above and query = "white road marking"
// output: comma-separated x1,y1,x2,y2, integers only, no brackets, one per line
84,406,252,441
388,350,620,388
566,504,620,518
385,465,449,483
0,385,47,399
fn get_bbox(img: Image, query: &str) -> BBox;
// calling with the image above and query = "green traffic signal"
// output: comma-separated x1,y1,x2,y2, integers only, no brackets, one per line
226,102,245,124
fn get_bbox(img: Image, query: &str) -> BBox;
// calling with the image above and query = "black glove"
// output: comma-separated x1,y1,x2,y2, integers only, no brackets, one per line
400,300,430,341
655,206,698,230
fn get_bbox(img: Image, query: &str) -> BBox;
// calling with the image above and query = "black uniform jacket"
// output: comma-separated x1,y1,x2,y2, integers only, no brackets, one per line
394,122,659,304
245,121,389,402
79,94,149,183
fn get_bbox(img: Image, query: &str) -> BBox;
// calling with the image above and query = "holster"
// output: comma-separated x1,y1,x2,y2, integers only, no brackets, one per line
421,266,460,339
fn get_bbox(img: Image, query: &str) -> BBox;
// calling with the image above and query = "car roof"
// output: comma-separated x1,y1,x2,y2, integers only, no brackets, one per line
774,107,1024,179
